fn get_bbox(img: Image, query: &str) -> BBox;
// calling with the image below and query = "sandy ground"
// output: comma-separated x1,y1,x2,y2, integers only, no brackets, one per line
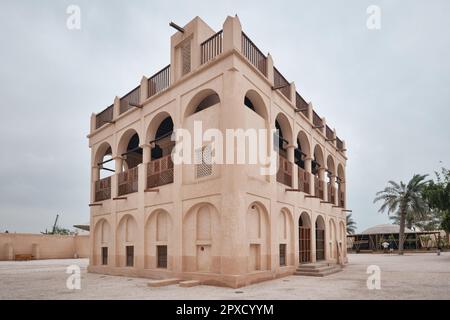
0,253,449,300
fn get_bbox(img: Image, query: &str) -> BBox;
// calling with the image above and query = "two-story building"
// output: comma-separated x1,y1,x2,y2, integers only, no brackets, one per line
87,16,348,288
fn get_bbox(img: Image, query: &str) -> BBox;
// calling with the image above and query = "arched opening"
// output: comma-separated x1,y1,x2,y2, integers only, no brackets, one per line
299,212,311,263
145,210,172,269
247,202,270,272
244,90,268,120
94,142,114,202
296,131,311,194
278,209,294,267
117,129,141,195
116,215,137,267
275,114,293,187
327,155,336,205
123,133,142,170
182,203,221,273
315,215,326,261
184,89,221,118
93,219,111,266
313,145,325,199
151,116,174,161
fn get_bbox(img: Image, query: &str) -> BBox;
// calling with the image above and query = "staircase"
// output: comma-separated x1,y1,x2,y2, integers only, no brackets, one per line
294,262,342,277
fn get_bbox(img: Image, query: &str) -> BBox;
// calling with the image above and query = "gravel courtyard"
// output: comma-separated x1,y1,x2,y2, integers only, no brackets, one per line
1,253,449,300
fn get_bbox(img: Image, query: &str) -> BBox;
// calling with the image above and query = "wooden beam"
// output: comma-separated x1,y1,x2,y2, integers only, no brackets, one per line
88,203,102,207
272,83,290,90
113,197,127,200
145,188,160,193
169,22,185,33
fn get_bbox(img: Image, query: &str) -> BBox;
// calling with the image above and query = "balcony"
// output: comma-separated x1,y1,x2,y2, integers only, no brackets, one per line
327,182,336,204
147,155,174,189
314,176,324,200
241,32,267,76
95,105,113,129
338,189,345,208
95,176,111,202
201,30,223,64
297,167,311,194
277,155,292,187
118,167,139,196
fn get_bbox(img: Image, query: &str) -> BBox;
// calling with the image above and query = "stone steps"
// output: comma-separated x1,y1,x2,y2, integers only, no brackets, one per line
147,278,181,287
179,280,201,287
294,263,342,277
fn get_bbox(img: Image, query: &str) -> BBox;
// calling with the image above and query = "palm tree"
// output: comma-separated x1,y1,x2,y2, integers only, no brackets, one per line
346,213,356,234
374,174,429,255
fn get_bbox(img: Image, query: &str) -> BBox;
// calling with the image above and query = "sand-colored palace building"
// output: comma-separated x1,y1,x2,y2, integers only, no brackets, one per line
87,16,348,287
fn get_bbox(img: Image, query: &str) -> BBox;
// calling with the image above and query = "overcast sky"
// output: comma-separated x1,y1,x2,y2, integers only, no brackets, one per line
1,0,449,233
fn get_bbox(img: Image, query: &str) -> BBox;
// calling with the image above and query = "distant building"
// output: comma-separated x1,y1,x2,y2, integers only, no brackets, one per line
347,224,441,252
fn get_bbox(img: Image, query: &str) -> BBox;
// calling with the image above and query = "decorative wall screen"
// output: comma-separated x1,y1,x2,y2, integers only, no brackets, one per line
195,145,213,179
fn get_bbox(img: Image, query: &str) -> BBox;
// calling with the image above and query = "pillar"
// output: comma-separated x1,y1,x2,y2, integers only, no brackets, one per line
304,157,313,194
140,76,148,104
223,15,242,53
286,144,296,188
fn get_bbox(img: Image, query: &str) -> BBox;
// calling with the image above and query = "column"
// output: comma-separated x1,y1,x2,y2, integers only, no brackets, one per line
286,144,296,189
319,167,326,201
304,157,313,194
223,15,242,53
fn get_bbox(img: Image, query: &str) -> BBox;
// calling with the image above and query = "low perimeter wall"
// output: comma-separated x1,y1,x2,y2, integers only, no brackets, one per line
0,233,89,261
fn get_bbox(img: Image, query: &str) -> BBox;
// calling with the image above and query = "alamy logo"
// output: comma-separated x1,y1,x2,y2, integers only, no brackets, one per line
366,265,381,290
366,5,381,30
66,265,81,290
171,121,279,176
66,5,81,30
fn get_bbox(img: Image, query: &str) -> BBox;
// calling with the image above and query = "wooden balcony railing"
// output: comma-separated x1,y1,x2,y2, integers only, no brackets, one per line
296,92,308,117
314,176,324,199
118,167,139,196
273,67,291,100
313,111,323,128
119,86,141,114
201,30,223,64
241,32,267,76
338,189,345,207
95,176,111,202
95,105,113,129
147,155,174,189
148,65,171,98
326,125,334,141
298,167,311,194
277,155,292,187
327,182,336,204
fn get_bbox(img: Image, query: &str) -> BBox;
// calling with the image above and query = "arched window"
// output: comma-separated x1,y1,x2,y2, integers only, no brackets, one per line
194,93,220,114
124,133,142,169
151,116,174,161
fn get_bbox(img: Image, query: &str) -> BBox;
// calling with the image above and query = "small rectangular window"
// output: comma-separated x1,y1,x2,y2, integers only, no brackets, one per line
279,244,286,266
157,245,168,269
101,247,108,265
126,246,134,267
